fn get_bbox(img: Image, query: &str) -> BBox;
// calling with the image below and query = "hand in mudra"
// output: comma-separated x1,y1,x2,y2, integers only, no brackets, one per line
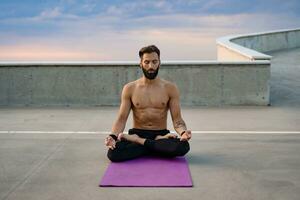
180,130,192,141
105,135,116,150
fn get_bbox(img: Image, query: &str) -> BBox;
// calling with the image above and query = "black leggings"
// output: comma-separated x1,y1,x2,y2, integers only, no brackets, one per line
107,128,190,162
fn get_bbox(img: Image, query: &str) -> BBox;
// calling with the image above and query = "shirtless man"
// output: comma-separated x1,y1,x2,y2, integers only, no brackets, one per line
104,45,192,162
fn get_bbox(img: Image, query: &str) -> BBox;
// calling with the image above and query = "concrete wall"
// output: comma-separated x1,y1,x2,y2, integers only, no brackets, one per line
217,28,300,61
217,45,254,61
233,29,300,53
0,61,270,106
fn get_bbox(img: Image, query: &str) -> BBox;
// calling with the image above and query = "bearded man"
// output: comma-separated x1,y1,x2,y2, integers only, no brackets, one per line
104,45,192,162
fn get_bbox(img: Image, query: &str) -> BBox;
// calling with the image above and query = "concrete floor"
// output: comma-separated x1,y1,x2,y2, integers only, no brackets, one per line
0,48,300,200
1,133,300,200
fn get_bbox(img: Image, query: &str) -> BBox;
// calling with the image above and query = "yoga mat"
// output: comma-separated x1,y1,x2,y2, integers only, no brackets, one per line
100,156,193,187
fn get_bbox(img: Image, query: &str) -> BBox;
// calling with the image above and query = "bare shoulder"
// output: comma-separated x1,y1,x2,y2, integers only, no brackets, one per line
122,81,137,96
161,79,179,97
123,80,136,89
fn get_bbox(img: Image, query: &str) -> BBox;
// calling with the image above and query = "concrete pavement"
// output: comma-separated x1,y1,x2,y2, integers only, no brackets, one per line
0,106,299,132
1,132,300,200
1,104,300,200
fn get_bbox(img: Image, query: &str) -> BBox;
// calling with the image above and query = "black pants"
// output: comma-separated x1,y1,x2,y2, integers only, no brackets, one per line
107,128,190,162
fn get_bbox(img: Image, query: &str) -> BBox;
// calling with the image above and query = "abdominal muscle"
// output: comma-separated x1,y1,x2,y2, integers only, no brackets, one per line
132,107,168,130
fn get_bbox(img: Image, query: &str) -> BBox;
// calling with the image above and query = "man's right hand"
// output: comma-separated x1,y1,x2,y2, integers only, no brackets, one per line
105,135,117,150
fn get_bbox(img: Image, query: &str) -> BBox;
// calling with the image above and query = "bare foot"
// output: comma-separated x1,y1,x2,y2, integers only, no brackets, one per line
118,133,145,145
155,133,178,140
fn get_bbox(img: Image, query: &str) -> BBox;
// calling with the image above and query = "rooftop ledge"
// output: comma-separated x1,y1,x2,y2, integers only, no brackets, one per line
0,60,270,66
216,27,300,60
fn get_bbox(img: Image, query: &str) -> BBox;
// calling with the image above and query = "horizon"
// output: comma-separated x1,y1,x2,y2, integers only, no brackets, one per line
1,0,300,61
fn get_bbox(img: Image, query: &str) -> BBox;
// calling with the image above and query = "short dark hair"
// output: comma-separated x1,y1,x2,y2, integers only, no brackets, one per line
139,45,160,59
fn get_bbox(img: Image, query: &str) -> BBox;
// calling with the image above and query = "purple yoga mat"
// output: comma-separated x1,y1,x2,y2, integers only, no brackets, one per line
100,156,193,187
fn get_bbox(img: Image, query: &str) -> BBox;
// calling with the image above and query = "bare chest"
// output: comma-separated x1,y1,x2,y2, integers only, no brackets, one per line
131,87,169,109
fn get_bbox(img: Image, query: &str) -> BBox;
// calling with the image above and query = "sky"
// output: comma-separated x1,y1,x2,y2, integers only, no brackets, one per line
0,0,300,61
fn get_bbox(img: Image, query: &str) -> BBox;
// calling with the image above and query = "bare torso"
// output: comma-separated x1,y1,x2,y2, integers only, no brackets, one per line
108,50,189,145
130,78,171,130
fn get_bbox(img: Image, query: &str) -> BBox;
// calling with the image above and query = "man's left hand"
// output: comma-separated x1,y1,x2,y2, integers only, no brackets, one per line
180,130,192,141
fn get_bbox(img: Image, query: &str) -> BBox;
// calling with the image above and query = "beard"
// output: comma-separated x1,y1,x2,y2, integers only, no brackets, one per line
141,65,160,80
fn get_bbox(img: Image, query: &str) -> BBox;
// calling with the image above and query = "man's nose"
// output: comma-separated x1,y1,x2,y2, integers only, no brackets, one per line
149,62,155,69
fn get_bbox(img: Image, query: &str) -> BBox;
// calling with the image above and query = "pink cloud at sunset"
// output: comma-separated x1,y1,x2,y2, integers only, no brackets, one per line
0,0,299,61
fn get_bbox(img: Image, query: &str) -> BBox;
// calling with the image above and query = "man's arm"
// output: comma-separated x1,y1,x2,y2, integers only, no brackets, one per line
105,84,132,149
111,83,132,137
168,83,191,141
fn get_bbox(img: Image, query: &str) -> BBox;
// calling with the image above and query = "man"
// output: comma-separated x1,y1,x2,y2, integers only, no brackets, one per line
104,45,192,162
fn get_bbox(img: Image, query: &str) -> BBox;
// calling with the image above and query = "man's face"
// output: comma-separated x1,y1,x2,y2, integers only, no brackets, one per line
140,52,160,80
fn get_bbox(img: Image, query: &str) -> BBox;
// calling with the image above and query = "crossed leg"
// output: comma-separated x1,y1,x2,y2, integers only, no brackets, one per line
107,133,190,162
107,139,149,162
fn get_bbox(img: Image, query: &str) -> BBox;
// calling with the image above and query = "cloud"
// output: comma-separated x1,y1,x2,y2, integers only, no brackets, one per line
104,0,174,17
39,7,62,19
1,7,300,61
0,44,110,61
0,7,80,25
0,26,220,61
106,5,125,16
200,0,225,12
32,6,81,21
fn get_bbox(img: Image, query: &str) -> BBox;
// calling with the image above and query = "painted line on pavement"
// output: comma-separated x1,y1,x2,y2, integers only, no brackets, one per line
0,130,300,134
